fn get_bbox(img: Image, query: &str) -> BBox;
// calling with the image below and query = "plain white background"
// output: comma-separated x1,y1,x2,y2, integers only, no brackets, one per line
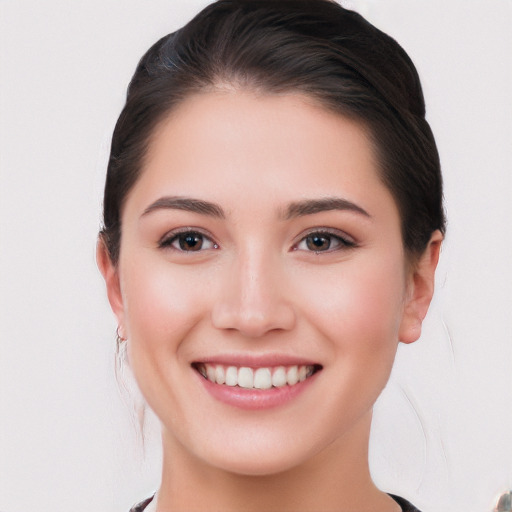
1,1,511,511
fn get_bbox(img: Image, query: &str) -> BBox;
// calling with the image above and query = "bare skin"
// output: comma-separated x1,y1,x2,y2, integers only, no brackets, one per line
159,412,401,512
98,90,441,511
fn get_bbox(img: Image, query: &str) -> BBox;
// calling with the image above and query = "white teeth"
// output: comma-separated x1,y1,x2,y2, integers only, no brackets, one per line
206,365,216,382
198,363,317,389
286,366,299,386
254,368,272,389
225,366,238,386
238,367,253,389
271,366,287,388
215,365,225,384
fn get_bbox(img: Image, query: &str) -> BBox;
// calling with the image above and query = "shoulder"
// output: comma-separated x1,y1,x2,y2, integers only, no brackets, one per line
129,495,155,512
389,493,422,512
130,494,421,512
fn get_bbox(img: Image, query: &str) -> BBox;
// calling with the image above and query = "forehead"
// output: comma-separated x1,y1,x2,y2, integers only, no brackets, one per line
127,90,397,220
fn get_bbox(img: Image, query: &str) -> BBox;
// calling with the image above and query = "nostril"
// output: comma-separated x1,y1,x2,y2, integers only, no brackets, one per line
211,302,296,337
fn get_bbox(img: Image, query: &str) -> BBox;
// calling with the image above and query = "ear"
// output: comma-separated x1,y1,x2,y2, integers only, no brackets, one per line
96,237,126,339
399,230,443,344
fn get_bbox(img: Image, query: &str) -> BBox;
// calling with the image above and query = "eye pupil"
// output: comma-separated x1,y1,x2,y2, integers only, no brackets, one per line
179,233,202,251
306,235,330,251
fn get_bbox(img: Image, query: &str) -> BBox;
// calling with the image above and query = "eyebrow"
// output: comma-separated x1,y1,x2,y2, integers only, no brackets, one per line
141,196,225,218
141,195,369,221
283,197,370,219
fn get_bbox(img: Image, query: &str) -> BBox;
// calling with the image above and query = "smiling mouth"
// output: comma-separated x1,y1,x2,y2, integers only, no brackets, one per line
193,363,322,390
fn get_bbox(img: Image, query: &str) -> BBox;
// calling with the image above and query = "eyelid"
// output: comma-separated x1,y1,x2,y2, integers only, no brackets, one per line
292,227,356,252
158,227,219,250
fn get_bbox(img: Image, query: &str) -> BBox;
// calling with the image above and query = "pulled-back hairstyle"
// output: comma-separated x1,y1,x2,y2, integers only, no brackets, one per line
101,0,445,264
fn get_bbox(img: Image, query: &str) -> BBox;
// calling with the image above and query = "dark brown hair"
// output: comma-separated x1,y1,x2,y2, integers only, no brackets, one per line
100,0,445,264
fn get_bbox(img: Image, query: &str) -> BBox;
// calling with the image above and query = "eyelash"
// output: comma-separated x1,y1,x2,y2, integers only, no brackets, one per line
293,229,356,254
158,229,219,252
158,228,355,254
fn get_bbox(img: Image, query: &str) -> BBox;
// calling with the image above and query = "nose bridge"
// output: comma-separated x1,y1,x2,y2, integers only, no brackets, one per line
211,243,295,337
240,247,275,312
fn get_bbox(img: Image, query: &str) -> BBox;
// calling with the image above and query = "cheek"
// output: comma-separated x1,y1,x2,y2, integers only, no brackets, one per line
298,255,407,357
120,256,212,374
123,256,202,328
119,257,214,418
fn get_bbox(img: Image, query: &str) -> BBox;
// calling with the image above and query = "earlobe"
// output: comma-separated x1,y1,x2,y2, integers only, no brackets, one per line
96,237,126,337
399,230,443,344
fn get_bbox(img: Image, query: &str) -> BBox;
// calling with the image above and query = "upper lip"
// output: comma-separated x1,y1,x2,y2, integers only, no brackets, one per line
192,353,321,368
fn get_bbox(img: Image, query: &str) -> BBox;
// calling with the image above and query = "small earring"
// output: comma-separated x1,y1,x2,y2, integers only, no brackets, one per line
116,327,127,347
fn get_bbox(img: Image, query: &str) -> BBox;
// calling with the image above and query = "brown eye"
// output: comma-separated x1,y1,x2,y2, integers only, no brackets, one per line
306,234,331,251
295,230,355,253
177,233,204,251
160,231,217,252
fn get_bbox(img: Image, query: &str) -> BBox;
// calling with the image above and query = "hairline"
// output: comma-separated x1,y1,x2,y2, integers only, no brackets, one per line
109,83,417,267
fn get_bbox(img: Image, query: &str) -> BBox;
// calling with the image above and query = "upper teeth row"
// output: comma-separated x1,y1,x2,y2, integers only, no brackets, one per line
198,364,314,389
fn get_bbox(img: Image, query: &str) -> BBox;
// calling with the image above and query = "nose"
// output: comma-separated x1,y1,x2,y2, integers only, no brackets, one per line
211,250,296,338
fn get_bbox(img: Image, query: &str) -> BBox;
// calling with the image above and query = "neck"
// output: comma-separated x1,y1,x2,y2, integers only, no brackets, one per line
155,411,400,512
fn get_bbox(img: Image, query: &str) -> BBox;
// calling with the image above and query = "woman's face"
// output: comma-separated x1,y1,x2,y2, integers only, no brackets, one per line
101,91,431,475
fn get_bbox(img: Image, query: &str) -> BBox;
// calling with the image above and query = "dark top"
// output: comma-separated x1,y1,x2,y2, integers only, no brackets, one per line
130,493,421,511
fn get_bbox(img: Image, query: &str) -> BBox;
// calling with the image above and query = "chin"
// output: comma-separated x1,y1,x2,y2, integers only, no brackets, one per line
187,423,325,477
203,448,309,477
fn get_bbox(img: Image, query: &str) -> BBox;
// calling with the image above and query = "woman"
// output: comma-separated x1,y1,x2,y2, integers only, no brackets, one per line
97,1,445,510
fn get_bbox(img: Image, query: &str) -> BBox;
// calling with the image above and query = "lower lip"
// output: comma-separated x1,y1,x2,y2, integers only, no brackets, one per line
195,370,319,410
